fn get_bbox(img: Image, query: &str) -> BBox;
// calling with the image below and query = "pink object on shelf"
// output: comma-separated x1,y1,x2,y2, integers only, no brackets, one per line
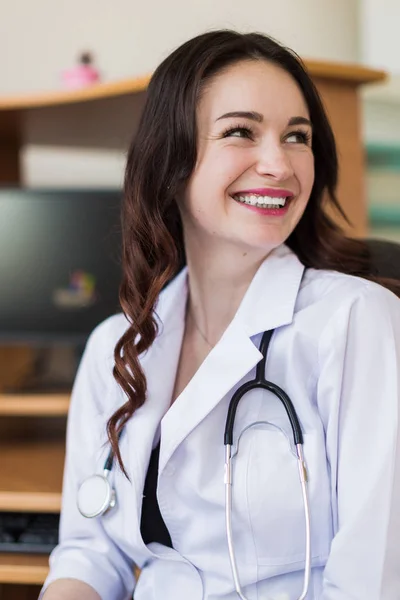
61,52,100,90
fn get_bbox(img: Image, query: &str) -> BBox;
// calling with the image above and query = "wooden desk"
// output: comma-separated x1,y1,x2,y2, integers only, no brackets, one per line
0,396,68,595
0,554,49,585
0,436,64,513
0,394,70,418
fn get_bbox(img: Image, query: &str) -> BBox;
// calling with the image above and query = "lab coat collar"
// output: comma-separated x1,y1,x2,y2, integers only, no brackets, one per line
156,242,305,339
157,243,305,473
153,266,188,338
233,243,305,337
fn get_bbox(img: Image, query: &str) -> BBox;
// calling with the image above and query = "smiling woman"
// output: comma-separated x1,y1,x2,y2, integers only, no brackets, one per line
183,60,314,255
41,30,400,600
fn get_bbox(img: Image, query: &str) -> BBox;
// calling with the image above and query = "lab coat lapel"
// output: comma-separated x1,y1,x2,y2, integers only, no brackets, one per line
159,321,262,474
122,269,188,538
159,244,305,473
234,243,305,337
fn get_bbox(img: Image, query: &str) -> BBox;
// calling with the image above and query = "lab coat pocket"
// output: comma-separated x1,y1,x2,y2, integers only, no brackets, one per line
235,424,332,567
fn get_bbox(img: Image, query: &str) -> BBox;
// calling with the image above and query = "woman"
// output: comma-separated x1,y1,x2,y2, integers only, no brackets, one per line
41,30,400,600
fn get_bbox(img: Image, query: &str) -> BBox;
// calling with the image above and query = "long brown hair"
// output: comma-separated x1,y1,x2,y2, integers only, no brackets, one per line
108,30,400,473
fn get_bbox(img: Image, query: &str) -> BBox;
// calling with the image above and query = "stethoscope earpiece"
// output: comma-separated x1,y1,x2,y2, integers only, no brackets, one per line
77,471,116,518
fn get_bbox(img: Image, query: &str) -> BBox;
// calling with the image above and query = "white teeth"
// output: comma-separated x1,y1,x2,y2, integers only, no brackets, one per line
233,194,289,208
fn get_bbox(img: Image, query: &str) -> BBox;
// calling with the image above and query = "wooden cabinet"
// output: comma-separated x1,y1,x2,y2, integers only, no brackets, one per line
0,60,385,596
0,396,69,598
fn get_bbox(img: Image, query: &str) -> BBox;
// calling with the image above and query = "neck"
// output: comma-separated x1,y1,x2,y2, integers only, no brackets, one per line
184,236,269,346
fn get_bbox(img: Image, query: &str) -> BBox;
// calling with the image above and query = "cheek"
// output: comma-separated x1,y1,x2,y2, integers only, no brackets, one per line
198,148,251,189
181,171,221,225
295,153,315,197
188,159,239,206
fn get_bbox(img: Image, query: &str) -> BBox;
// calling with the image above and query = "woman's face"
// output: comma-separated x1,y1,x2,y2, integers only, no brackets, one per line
180,59,315,257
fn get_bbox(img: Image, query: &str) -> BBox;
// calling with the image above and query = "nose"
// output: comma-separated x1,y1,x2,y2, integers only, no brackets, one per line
255,140,294,181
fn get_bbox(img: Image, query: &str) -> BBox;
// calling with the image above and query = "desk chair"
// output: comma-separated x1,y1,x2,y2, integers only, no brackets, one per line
367,238,400,279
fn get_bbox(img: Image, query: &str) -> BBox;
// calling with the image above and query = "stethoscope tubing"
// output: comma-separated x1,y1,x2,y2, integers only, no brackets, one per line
224,330,303,446
296,443,311,600
224,442,311,600
225,444,247,600
224,330,311,600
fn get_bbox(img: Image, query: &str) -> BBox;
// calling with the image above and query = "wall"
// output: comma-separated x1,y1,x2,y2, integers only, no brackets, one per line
0,0,362,94
361,0,400,74
359,0,400,241
360,0,400,144
0,0,362,186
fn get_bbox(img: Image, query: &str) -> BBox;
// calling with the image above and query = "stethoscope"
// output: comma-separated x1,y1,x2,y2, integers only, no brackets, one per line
77,329,311,600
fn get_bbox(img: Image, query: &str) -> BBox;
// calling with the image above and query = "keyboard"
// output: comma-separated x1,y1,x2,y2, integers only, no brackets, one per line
0,512,59,554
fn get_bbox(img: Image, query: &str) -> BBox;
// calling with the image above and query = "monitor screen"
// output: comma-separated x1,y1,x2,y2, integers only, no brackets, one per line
0,188,123,344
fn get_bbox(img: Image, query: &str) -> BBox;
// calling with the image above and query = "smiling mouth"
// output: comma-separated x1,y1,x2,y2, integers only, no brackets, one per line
231,193,292,208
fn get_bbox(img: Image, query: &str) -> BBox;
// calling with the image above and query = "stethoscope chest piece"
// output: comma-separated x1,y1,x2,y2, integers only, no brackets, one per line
77,472,116,518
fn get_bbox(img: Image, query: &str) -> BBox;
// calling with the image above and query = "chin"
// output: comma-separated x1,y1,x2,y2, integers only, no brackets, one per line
241,228,288,248
237,236,285,256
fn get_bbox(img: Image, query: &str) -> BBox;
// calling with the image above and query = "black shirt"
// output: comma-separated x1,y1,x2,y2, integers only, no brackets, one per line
140,441,173,548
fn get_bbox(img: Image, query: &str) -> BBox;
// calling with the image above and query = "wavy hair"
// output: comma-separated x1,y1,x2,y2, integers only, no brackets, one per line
108,30,400,473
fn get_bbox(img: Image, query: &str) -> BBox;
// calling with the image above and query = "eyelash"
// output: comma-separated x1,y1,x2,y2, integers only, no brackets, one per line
289,130,312,145
221,124,312,146
221,125,254,139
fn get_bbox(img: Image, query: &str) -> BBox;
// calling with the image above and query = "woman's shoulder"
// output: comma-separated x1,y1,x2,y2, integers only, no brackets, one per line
85,312,131,363
301,266,399,302
84,266,187,363
299,267,400,320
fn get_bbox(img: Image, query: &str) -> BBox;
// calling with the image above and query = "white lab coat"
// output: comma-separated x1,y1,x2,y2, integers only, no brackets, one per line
40,244,400,600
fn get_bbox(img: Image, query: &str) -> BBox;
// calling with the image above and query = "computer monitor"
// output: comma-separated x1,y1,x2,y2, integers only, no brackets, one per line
0,188,123,345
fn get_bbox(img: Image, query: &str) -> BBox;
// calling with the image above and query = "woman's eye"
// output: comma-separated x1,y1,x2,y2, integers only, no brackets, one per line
285,131,311,145
222,126,253,139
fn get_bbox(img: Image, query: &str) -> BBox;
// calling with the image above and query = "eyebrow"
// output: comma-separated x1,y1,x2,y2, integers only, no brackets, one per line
215,111,312,128
288,116,312,128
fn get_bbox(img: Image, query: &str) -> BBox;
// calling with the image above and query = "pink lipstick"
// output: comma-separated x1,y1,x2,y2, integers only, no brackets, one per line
231,188,294,217
233,188,293,198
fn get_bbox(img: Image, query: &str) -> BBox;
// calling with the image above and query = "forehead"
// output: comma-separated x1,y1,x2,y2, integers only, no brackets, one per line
198,60,310,123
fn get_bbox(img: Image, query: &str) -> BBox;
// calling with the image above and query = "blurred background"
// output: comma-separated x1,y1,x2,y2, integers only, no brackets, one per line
0,0,398,242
